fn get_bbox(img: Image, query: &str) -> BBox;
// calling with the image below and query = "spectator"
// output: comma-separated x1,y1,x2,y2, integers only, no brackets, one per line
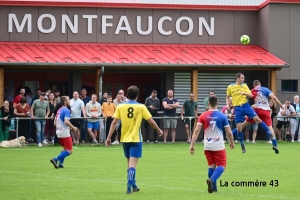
102,95,116,143
180,93,197,144
245,123,258,143
0,100,14,142
86,94,101,144
145,90,160,144
112,94,123,145
25,91,32,106
268,100,277,143
54,89,61,104
16,79,32,96
162,89,179,143
44,93,56,144
114,89,128,103
276,100,295,141
13,88,25,108
31,92,50,147
291,95,300,142
70,91,86,145
44,87,51,101
31,89,41,106
80,88,91,144
221,97,237,143
14,97,30,139
100,92,108,105
204,90,215,111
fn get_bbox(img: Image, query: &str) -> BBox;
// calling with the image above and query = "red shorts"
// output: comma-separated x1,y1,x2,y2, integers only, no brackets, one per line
58,137,73,150
246,108,272,126
204,149,226,167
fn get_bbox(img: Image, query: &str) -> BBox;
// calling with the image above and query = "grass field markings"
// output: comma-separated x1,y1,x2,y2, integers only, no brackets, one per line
0,169,292,199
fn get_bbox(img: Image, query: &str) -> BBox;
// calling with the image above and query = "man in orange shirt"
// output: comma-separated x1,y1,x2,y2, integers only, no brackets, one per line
102,95,117,141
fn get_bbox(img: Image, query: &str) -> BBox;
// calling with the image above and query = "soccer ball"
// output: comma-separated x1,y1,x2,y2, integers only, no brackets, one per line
240,35,250,45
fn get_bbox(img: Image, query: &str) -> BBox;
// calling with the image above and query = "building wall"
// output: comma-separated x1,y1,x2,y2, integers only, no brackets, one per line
260,4,300,102
0,6,258,44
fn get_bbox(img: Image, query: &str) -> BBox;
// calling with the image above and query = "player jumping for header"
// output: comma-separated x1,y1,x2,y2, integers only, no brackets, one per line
231,79,282,154
226,73,278,154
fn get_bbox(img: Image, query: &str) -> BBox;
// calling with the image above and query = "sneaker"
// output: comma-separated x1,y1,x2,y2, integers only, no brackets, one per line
267,140,272,144
50,158,59,169
27,138,34,142
292,140,294,143
272,146,279,154
126,190,132,194
241,144,246,153
132,187,140,192
51,140,54,144
298,140,300,143
92,140,98,144
252,141,255,143
38,143,42,147
234,140,238,143
112,141,119,145
246,139,249,143
154,141,158,144
42,140,48,144
206,178,213,193
146,140,150,144
82,140,85,144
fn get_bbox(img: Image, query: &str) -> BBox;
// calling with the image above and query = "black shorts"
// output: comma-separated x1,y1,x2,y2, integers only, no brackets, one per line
70,119,81,128
184,118,195,128
276,120,289,129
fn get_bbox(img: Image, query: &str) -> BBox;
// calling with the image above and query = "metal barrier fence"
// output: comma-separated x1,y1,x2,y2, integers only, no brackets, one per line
3,116,197,142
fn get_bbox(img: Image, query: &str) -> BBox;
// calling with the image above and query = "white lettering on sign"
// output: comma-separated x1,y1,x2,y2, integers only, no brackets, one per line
175,16,193,36
137,16,152,35
7,13,215,36
62,14,78,34
37,14,56,33
102,15,113,34
82,15,97,34
199,17,214,35
158,16,172,35
115,16,132,35
8,14,32,33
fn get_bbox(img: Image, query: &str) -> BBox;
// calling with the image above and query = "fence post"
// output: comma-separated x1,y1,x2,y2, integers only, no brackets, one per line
16,117,19,138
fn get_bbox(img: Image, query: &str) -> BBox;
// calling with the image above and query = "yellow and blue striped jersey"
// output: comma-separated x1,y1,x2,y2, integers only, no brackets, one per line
113,100,152,142
226,83,251,106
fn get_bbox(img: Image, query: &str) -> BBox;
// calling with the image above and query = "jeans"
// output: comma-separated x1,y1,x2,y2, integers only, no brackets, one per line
81,119,87,141
34,120,46,143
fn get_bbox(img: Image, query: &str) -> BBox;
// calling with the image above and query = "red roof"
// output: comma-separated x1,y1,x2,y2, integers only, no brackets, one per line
1,0,299,10
0,42,288,68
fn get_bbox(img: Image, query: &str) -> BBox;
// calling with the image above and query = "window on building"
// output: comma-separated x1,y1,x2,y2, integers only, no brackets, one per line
281,80,298,92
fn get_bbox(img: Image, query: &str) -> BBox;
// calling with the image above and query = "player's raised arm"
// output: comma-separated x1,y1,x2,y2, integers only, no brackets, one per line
269,94,283,108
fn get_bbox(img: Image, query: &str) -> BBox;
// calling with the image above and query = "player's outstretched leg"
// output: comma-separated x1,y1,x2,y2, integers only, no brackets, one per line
208,166,225,193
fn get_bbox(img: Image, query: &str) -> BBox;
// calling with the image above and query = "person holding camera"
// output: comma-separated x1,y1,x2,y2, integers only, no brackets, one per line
276,99,296,141
181,93,198,144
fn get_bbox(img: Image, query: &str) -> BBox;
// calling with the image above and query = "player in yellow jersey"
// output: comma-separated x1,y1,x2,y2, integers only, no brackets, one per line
106,85,163,194
226,73,275,153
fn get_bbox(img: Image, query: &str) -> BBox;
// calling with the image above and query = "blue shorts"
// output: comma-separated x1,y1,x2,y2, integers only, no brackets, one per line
87,121,99,130
123,142,142,158
234,103,257,124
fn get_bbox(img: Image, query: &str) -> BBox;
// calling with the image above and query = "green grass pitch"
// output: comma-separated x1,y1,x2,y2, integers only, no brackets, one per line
0,142,298,200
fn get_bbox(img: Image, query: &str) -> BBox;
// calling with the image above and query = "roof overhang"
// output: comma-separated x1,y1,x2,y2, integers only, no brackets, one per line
0,42,289,69
1,0,300,10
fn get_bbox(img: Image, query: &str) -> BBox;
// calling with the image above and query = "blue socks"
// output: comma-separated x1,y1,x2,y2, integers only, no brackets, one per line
57,151,70,164
238,132,244,146
208,168,217,191
232,128,238,140
127,167,136,191
210,166,225,186
259,122,271,135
